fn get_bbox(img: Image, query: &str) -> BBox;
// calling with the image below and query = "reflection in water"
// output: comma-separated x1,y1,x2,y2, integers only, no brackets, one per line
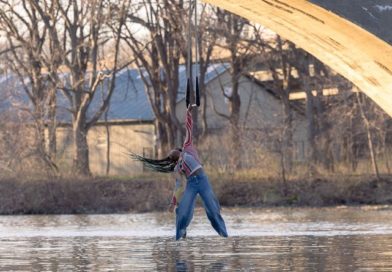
151,236,392,271
1,207,392,271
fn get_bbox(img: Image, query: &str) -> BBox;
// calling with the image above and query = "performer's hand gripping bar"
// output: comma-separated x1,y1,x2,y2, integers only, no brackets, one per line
185,77,200,108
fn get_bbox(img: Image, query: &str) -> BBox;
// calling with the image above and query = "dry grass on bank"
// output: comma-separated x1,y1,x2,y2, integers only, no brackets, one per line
216,175,392,207
0,176,173,215
0,172,392,215
206,166,392,207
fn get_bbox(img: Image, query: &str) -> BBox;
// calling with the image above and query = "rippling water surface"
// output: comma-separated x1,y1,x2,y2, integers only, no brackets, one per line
1,206,392,271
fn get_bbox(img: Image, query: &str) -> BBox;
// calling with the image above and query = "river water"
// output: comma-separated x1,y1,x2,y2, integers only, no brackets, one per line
1,206,392,271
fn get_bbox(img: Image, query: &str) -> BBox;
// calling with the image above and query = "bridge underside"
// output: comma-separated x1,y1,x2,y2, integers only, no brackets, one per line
202,0,392,117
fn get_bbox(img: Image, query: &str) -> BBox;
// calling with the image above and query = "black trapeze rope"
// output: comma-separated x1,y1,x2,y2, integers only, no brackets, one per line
186,0,200,108
194,0,200,107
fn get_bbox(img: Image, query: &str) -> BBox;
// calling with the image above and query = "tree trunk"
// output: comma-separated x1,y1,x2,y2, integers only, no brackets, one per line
36,118,48,166
229,74,242,170
33,101,58,174
356,93,380,180
313,90,323,164
281,95,293,172
348,110,358,172
156,120,169,157
230,123,242,170
200,87,208,139
304,76,317,175
165,119,176,150
385,137,391,174
278,37,294,173
279,140,288,197
365,121,380,179
47,88,57,162
104,110,110,176
73,122,91,176
386,147,391,174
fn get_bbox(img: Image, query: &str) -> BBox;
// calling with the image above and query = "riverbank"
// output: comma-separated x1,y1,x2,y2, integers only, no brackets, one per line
1,175,392,214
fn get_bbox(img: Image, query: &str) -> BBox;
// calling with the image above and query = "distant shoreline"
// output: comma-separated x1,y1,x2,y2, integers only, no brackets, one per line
0,175,391,215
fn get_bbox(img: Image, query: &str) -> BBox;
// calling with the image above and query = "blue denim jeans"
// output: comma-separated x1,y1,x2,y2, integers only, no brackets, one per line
176,171,228,240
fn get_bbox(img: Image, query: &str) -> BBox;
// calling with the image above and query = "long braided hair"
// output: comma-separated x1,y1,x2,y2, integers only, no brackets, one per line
130,148,182,173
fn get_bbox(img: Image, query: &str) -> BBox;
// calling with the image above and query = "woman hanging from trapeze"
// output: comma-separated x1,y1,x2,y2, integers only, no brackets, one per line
131,0,227,239
131,102,228,240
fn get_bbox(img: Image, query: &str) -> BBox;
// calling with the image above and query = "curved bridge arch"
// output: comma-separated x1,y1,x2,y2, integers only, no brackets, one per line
202,0,392,116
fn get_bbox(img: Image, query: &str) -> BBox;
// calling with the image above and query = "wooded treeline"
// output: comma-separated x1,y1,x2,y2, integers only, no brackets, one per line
0,0,391,179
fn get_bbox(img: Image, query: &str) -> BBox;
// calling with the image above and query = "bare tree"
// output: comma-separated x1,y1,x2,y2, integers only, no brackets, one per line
122,0,187,155
0,0,58,173
196,5,219,140
356,92,380,180
214,9,253,169
255,35,297,174
291,50,318,174
30,0,129,176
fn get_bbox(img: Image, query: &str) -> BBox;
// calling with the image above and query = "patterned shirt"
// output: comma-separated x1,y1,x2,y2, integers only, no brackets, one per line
170,107,202,206
176,108,202,177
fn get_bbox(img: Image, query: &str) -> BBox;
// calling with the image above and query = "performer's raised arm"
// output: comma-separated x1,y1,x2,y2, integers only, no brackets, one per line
183,105,194,148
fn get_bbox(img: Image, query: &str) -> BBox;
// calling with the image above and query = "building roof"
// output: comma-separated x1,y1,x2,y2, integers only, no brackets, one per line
0,63,229,124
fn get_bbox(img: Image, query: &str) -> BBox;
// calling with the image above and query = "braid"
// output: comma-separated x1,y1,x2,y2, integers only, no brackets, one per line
129,152,177,173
